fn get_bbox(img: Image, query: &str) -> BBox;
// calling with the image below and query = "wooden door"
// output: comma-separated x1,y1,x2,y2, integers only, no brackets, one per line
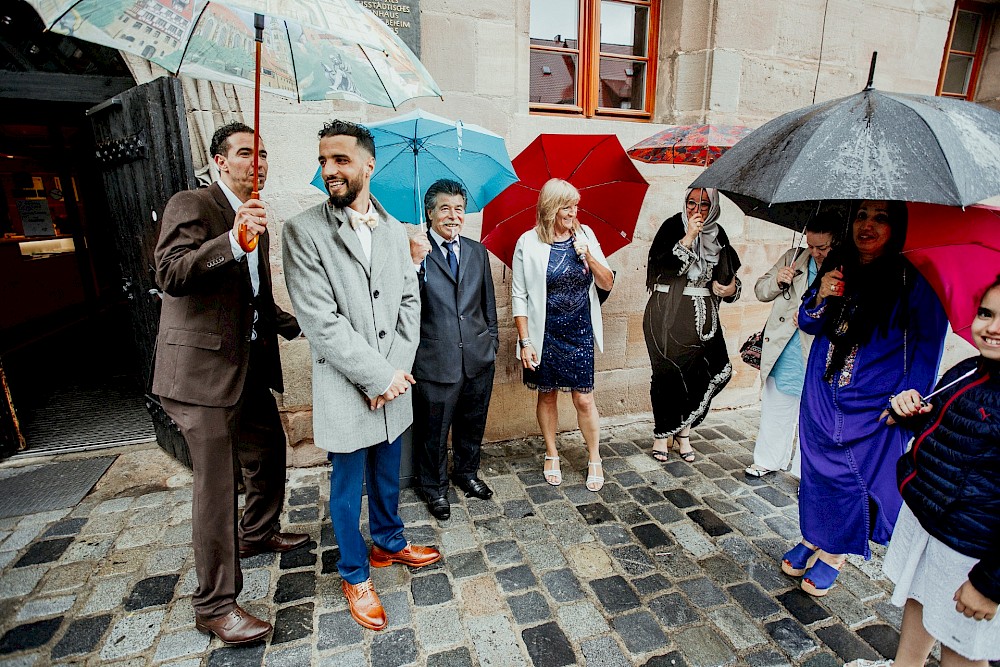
0,359,25,457
87,76,196,466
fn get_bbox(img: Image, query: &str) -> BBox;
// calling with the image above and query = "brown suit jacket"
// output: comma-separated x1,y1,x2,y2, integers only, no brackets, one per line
152,182,299,407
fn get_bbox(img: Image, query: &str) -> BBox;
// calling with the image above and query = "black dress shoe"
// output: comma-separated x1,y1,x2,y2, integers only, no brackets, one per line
453,476,493,500
425,496,451,520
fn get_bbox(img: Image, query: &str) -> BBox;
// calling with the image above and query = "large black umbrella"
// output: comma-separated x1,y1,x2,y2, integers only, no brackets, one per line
691,58,1000,230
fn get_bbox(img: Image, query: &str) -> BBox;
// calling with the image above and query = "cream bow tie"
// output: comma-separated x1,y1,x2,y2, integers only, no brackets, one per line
350,211,379,230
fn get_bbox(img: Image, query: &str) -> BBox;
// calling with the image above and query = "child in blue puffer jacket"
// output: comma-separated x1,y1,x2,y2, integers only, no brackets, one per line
847,277,1000,667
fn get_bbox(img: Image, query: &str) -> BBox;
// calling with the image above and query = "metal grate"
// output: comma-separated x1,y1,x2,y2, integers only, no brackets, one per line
0,455,116,520
19,381,154,454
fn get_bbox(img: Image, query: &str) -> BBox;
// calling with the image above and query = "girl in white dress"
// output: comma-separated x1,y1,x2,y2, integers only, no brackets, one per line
847,277,1000,667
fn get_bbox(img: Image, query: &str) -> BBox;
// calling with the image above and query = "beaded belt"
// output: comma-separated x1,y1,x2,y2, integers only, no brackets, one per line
653,284,711,297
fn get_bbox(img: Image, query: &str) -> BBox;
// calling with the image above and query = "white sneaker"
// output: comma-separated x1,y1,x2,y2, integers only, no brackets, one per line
844,660,892,667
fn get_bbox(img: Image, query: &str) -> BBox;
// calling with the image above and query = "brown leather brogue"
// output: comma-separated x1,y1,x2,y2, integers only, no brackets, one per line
369,543,442,569
239,531,309,558
342,579,387,631
195,605,272,644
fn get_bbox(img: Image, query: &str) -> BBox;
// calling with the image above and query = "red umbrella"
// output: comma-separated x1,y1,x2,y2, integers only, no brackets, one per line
627,125,753,167
904,202,1000,345
481,134,649,267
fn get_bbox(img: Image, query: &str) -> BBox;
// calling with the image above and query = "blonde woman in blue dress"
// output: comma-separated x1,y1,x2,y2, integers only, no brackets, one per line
512,179,615,492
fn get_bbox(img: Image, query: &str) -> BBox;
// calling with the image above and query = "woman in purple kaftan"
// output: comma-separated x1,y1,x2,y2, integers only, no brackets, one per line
782,200,947,597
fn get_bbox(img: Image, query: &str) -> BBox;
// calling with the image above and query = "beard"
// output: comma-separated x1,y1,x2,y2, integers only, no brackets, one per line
326,174,363,209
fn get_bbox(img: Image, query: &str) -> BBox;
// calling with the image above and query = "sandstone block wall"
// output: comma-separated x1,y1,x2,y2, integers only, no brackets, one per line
144,0,977,461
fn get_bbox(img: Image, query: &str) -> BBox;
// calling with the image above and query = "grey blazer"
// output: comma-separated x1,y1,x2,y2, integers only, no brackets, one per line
412,233,499,384
282,197,421,453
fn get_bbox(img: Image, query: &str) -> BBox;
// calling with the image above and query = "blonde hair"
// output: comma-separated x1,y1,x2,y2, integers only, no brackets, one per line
535,178,581,245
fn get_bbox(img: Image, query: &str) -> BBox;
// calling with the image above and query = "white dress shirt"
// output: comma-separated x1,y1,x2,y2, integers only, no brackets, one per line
428,227,460,265
346,199,394,396
220,179,260,340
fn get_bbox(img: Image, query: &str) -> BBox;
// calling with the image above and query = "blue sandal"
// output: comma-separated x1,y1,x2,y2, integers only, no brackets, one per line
801,558,842,596
780,542,820,577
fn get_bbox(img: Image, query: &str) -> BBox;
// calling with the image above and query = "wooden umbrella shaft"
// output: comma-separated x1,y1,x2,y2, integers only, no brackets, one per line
238,16,265,252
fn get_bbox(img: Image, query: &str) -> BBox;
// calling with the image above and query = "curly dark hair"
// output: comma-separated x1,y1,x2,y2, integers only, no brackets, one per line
210,121,255,158
318,120,375,158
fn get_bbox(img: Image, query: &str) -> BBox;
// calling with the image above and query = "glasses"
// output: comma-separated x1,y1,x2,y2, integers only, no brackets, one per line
685,200,711,210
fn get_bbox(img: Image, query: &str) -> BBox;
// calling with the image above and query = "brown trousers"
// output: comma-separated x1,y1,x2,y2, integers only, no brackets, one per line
161,348,287,618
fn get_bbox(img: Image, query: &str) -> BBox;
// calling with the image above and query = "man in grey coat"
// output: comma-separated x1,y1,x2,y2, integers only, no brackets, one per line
282,120,441,632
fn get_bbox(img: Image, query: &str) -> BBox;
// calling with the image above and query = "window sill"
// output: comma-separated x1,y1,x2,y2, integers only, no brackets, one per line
529,107,652,122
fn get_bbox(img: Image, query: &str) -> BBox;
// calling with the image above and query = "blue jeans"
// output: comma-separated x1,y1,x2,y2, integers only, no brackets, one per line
328,436,407,584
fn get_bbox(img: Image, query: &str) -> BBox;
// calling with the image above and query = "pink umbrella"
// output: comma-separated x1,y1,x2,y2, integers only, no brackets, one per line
904,202,1000,344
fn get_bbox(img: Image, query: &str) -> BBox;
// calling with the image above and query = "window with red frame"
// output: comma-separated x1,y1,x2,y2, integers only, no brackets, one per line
529,0,659,119
937,0,995,100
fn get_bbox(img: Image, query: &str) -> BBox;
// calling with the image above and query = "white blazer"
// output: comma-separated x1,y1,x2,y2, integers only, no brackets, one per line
511,224,611,362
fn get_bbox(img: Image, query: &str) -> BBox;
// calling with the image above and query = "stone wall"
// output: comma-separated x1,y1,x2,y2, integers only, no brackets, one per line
166,0,964,464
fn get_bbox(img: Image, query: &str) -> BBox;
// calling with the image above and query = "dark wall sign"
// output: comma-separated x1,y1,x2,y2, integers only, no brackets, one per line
361,0,421,57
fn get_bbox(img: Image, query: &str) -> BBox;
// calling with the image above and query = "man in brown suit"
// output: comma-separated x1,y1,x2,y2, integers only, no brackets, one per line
153,122,307,644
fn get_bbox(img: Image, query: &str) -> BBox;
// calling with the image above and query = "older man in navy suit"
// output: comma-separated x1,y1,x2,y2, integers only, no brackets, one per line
409,179,499,520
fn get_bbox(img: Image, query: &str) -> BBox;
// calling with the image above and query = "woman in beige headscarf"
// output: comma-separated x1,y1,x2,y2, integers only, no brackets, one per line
644,187,741,463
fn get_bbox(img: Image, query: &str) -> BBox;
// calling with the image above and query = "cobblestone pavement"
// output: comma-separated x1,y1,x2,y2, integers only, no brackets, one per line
0,409,958,667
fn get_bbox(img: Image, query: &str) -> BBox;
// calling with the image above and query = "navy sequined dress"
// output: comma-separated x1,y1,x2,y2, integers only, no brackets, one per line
524,238,594,393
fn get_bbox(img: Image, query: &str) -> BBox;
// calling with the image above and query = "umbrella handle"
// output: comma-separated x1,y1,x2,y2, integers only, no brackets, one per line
238,14,266,253
238,189,261,252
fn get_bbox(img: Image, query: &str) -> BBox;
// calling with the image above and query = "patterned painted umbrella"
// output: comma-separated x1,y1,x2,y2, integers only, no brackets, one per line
26,0,440,108
627,125,753,166
27,0,441,250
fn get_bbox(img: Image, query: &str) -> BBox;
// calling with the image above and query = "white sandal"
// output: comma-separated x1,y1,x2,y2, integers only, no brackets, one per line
543,455,562,486
744,464,775,478
586,460,604,492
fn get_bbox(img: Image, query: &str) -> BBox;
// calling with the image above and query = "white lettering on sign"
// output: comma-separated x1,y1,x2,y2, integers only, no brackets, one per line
361,0,415,31
360,0,418,49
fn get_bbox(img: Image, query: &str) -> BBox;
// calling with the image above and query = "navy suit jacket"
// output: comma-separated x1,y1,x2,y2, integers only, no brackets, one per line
412,233,499,383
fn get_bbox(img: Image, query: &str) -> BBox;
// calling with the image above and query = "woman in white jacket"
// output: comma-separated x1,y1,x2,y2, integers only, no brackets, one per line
746,215,836,477
512,179,615,492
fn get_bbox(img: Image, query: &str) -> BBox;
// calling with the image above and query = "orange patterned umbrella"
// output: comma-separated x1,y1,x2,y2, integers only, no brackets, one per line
627,124,753,166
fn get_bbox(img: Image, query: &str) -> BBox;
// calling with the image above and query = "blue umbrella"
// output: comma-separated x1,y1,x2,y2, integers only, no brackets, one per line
310,109,518,224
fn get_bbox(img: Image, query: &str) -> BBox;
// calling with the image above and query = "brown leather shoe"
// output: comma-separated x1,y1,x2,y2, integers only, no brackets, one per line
369,543,442,569
342,579,387,631
239,531,309,558
195,605,272,644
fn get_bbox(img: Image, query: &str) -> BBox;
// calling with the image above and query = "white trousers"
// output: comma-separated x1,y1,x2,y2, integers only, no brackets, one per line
753,375,801,477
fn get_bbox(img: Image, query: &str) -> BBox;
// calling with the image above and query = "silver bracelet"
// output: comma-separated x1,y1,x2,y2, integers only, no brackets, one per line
518,338,533,350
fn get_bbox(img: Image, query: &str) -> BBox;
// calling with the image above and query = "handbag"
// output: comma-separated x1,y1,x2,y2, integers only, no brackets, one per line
596,270,616,305
739,329,764,369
